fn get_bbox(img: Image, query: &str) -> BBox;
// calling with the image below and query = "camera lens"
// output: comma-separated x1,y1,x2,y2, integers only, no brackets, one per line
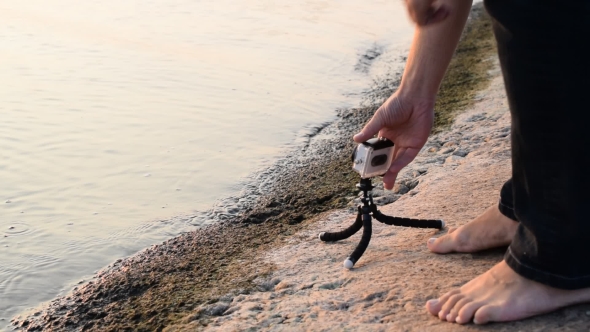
371,154,388,167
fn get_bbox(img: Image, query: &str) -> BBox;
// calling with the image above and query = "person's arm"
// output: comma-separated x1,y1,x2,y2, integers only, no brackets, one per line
399,0,473,103
354,0,472,190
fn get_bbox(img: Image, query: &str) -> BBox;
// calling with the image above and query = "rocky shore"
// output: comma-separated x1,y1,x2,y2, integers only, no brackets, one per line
17,4,588,331
169,73,590,332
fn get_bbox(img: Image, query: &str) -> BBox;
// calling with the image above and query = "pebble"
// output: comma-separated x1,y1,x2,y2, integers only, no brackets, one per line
445,155,464,164
5,200,11,203
438,148,455,155
274,281,293,291
144,173,151,177
442,141,457,147
452,149,469,157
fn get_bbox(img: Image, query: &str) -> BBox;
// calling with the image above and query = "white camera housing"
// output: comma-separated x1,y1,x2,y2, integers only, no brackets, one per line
352,137,395,179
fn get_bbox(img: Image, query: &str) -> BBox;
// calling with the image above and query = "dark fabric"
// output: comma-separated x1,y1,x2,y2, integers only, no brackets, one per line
485,0,590,289
498,179,517,221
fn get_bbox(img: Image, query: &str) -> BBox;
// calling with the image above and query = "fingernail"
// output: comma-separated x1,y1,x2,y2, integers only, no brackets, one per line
428,238,436,244
446,314,453,321
427,299,438,306
455,317,463,324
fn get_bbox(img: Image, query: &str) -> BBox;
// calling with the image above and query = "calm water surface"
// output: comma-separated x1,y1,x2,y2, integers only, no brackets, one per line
0,0,412,321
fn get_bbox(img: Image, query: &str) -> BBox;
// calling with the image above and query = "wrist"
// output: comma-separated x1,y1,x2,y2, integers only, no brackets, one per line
398,67,440,101
396,81,437,111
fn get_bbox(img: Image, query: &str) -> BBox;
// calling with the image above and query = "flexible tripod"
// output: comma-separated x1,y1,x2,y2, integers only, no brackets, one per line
319,178,444,269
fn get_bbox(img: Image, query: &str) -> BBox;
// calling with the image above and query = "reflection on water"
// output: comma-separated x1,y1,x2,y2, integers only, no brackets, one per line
0,0,412,320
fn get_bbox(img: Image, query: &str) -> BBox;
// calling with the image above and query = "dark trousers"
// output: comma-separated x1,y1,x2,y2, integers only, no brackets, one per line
485,0,590,289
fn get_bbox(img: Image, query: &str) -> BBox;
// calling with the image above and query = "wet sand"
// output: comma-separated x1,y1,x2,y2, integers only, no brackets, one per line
16,4,583,331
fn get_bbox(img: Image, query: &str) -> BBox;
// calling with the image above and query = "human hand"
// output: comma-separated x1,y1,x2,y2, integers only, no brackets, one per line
405,0,450,26
353,91,434,190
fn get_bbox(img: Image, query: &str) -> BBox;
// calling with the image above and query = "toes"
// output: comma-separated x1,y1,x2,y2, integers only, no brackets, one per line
456,301,483,324
439,294,464,320
474,305,500,325
425,289,459,315
447,298,471,323
425,299,441,316
427,233,457,253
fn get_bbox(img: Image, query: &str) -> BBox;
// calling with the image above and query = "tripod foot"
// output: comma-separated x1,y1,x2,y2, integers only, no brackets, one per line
318,232,326,241
343,258,354,270
440,220,446,229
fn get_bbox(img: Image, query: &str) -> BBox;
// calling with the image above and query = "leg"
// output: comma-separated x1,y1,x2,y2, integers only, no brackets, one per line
427,179,518,253
427,0,590,323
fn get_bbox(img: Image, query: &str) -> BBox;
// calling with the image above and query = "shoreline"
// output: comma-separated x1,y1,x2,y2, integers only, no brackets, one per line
12,4,501,331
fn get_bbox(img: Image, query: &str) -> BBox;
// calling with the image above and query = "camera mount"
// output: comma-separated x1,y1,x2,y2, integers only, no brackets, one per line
318,177,444,269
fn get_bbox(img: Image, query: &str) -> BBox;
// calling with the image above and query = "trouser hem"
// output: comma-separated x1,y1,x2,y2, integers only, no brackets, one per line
498,200,517,221
505,247,590,290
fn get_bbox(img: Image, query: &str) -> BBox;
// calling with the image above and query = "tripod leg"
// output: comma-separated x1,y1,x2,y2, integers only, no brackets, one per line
371,204,444,229
319,207,363,242
343,207,372,269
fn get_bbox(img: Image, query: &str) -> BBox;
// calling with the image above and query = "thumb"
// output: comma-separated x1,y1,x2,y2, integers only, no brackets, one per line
353,110,384,143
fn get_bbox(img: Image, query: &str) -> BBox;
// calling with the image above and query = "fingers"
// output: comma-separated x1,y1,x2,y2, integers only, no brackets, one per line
406,0,450,26
353,110,384,143
425,6,450,25
382,147,420,190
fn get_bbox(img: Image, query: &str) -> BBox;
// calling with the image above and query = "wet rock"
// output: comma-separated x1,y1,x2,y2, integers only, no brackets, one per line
392,183,409,195
318,281,342,290
274,281,293,291
372,196,396,205
452,149,469,157
218,293,234,303
442,141,457,147
438,147,455,155
445,155,464,164
206,304,229,316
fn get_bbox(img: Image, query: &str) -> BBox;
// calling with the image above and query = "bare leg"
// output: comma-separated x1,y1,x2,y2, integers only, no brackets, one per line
425,261,590,324
427,205,518,253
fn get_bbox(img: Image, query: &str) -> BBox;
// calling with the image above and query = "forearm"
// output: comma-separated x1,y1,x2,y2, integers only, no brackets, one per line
399,0,472,101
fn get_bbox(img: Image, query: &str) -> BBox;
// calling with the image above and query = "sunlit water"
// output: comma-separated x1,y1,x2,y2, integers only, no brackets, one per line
0,0,413,321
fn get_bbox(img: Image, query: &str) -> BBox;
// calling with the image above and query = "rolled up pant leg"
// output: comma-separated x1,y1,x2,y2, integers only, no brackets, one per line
485,0,590,289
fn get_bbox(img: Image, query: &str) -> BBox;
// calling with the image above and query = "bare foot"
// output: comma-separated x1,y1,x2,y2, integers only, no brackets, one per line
425,261,590,324
427,205,518,253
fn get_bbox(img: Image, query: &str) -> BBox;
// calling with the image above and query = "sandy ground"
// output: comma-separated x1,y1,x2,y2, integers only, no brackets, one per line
164,73,590,332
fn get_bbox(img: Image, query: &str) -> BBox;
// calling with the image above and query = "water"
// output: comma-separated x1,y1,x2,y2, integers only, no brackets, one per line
0,0,413,322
